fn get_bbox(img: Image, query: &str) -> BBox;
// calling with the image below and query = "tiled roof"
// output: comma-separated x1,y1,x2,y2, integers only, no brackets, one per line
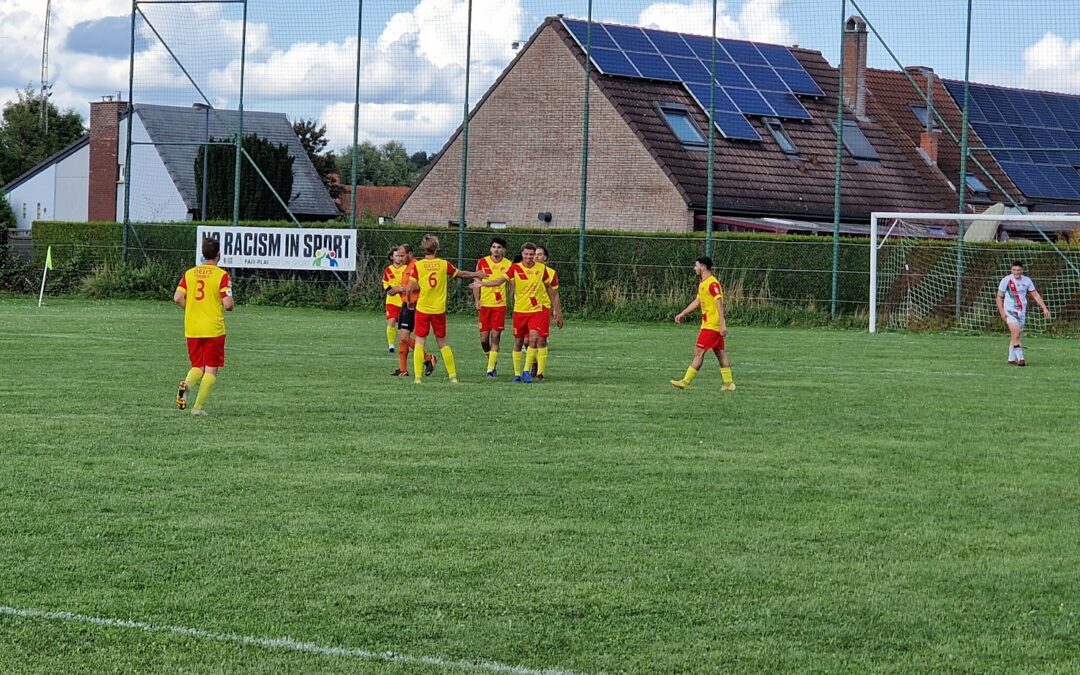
864,68,1022,206
136,104,339,218
552,19,957,220
337,185,409,217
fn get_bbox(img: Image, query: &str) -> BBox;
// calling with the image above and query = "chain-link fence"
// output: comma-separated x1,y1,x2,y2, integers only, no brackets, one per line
98,1,1080,324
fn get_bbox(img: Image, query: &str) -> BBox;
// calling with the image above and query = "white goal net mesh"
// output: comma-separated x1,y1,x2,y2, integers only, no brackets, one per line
871,213,1080,333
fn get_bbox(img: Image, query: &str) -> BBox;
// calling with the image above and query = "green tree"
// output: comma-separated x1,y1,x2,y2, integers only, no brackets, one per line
336,141,426,187
194,135,295,221
292,118,342,200
0,86,86,185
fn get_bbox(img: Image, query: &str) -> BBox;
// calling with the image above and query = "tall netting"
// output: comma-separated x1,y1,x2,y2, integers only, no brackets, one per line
873,214,1080,333
108,1,1080,326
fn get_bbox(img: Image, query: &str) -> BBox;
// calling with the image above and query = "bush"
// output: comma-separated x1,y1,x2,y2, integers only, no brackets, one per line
81,262,179,300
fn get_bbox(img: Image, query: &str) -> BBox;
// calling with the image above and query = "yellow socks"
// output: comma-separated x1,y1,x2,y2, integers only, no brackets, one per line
193,372,216,411
185,367,204,388
487,350,499,373
537,347,549,375
682,366,699,385
440,346,457,380
512,350,524,377
413,344,425,381
386,325,396,348
721,367,734,385
524,347,537,373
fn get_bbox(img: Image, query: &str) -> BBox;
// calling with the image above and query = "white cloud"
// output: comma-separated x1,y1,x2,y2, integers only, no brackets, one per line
321,101,460,151
1022,32,1080,93
638,0,795,45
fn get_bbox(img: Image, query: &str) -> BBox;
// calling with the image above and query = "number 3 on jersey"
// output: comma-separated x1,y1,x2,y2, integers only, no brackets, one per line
195,279,206,301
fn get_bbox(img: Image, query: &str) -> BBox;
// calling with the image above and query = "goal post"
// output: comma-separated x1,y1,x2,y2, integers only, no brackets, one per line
869,212,1080,333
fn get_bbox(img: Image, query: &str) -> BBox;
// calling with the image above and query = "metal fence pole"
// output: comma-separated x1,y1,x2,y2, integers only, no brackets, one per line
122,0,137,262
231,0,249,226
705,0,717,258
457,0,474,272
830,0,848,319
955,0,974,318
350,0,364,230
577,2,594,304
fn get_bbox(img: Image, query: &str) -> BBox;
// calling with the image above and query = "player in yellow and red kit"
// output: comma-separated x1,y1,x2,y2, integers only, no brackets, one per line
388,243,435,377
173,237,234,415
531,244,564,381
670,256,735,391
394,234,485,383
382,247,407,353
474,242,560,383
472,236,512,378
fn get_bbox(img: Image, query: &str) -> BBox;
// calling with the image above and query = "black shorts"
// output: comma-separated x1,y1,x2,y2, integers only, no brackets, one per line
397,305,416,332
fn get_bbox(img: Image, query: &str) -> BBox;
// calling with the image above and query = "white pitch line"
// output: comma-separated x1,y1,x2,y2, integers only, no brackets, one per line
0,606,583,675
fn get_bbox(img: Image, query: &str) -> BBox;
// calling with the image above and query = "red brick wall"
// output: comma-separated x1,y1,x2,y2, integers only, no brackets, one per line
395,25,692,233
88,100,125,222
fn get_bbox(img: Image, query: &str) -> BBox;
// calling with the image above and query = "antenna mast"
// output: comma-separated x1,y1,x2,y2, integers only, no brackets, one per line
41,0,52,132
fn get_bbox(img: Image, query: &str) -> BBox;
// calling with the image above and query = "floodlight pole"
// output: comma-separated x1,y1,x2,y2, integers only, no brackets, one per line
705,0,717,258
231,0,249,226
954,0,974,318
830,0,847,319
578,0,594,304
457,0,474,273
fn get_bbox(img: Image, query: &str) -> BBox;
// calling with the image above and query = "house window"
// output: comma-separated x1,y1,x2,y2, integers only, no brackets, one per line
764,118,798,156
658,103,706,147
911,105,939,130
965,173,990,198
834,119,879,161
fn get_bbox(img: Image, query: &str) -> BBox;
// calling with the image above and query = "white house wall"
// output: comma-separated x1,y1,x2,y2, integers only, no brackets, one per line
116,115,190,222
54,145,89,222
7,164,57,231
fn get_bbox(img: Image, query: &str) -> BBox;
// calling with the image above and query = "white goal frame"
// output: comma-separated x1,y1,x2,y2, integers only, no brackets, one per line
869,211,1080,333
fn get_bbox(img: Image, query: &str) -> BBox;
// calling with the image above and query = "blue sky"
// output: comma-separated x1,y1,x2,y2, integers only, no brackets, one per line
2,0,1078,153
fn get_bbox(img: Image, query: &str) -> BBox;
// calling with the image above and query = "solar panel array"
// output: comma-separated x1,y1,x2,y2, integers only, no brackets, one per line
944,80,1080,201
562,19,824,142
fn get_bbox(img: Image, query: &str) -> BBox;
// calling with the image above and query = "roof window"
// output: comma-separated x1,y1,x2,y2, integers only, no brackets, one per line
658,103,706,147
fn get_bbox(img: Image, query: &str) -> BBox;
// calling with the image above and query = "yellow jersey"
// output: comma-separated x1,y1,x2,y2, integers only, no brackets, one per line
504,262,554,314
383,264,406,308
698,274,724,331
476,255,512,308
536,265,560,309
177,264,232,337
414,256,460,315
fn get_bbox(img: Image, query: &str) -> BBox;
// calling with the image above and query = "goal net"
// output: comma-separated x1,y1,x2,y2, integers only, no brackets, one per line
870,211,1080,333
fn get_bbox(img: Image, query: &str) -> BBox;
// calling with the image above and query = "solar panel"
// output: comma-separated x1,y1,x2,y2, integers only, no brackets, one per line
946,80,1080,201
627,51,678,81
561,19,824,144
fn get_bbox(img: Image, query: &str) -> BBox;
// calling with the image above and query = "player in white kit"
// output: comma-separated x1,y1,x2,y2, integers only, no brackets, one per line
995,261,1051,366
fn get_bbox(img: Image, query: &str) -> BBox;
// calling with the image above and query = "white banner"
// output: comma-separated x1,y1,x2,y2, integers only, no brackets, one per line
195,226,357,271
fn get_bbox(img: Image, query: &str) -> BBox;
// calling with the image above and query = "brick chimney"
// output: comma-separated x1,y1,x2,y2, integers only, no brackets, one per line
842,16,868,121
908,66,941,166
88,97,126,222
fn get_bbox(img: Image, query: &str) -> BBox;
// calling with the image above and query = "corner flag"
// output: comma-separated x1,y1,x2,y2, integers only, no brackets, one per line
38,246,54,307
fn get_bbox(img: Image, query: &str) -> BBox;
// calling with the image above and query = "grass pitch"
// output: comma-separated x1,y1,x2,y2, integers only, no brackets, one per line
0,297,1078,673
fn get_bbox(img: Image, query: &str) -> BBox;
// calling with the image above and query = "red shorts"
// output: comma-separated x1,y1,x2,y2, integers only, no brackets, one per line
512,311,545,339
696,329,725,351
538,307,552,338
478,306,507,332
187,335,226,368
414,311,447,339
385,304,402,322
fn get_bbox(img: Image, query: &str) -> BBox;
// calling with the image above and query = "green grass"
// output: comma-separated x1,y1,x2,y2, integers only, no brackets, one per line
1,297,1078,674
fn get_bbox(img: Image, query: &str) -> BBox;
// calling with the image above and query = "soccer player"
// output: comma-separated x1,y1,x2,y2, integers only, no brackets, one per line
531,244,564,381
475,242,559,383
670,256,735,391
996,260,1051,366
397,234,485,383
473,236,512,377
173,237,234,415
390,243,435,377
382,247,407,353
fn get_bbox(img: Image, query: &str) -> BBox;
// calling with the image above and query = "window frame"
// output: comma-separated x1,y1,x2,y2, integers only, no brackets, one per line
833,118,880,162
910,104,940,131
964,173,990,199
764,117,799,156
656,102,708,149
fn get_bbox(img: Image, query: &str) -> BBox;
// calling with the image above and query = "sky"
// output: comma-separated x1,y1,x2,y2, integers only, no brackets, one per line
1,0,1078,154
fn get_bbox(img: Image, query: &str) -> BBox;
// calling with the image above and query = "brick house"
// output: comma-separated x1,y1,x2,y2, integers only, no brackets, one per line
335,185,410,220
395,16,958,234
